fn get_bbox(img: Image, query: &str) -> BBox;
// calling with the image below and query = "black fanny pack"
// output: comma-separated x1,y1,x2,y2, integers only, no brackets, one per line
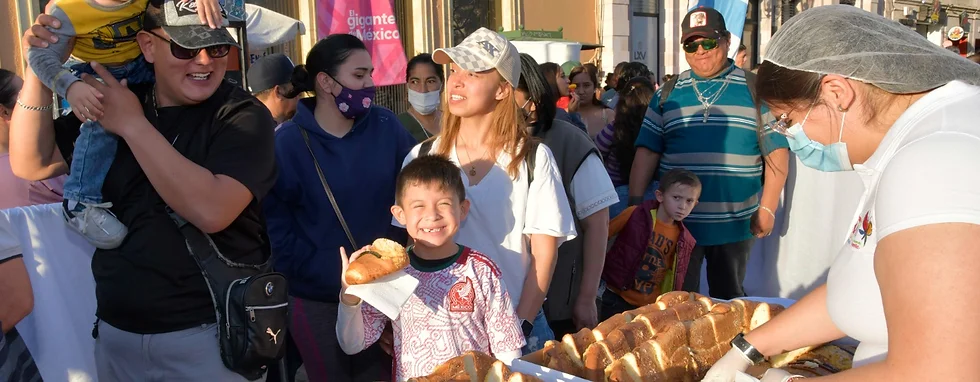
169,210,288,381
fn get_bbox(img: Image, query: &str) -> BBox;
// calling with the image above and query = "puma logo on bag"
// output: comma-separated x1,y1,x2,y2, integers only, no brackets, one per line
266,328,281,344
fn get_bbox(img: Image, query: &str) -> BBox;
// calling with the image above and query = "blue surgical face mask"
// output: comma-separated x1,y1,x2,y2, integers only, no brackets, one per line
785,107,853,172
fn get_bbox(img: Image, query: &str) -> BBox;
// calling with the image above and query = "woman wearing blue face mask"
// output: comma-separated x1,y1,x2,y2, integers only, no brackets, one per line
263,34,416,382
703,6,980,382
398,53,445,142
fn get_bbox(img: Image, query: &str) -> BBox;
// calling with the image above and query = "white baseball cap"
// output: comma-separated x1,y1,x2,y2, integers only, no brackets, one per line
433,27,521,88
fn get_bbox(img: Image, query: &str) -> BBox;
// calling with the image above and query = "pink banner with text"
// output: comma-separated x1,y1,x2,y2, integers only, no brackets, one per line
316,0,408,86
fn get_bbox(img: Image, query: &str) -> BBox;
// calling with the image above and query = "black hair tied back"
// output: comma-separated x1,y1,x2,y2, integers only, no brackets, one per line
287,65,312,98
0,69,19,109
299,34,369,98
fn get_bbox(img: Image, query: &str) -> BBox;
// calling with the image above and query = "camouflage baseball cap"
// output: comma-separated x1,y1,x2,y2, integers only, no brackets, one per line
145,0,240,50
433,27,521,88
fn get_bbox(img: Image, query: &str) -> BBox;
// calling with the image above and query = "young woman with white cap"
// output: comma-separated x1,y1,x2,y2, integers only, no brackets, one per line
398,27,576,353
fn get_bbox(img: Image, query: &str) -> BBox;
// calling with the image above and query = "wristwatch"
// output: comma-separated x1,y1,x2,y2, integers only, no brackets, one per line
521,319,534,338
730,333,765,365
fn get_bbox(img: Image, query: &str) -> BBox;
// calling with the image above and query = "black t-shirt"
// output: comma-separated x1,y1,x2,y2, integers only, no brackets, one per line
54,81,277,334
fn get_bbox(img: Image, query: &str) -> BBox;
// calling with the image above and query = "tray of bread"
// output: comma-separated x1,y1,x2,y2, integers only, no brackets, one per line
408,351,554,382
521,291,854,381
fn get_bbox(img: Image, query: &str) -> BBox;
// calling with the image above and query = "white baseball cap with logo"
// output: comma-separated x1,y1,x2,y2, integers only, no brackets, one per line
433,27,521,88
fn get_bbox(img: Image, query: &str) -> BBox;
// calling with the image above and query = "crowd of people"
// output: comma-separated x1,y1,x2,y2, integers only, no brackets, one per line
2,0,980,382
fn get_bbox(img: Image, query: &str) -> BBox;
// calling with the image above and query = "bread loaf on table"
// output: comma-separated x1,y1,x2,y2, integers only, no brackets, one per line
669,301,709,321
666,346,698,382
583,340,630,381
529,297,794,381
522,340,554,367
605,341,672,382
344,238,409,285
408,351,493,381
730,299,783,333
603,320,657,352
604,317,692,382
690,342,732,376
483,359,545,382
408,352,469,381
546,340,586,378
593,312,632,341
686,305,742,351
693,293,716,311
624,301,669,318
484,361,512,382
463,352,497,382
656,291,694,306
560,328,597,368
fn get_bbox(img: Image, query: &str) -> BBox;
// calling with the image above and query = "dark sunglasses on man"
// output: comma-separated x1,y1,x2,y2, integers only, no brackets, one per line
683,38,719,53
145,30,232,60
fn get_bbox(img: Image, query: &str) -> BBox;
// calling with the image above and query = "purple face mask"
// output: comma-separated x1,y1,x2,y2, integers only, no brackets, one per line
329,75,376,119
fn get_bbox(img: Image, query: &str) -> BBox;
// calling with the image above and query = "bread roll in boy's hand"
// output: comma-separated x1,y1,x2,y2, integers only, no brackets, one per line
344,238,409,285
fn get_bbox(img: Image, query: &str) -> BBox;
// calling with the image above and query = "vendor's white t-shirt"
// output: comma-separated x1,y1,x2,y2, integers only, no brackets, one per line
569,153,619,220
397,139,577,302
826,81,980,367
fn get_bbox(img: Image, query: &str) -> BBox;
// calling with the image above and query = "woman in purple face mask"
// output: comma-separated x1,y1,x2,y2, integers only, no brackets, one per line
262,34,416,382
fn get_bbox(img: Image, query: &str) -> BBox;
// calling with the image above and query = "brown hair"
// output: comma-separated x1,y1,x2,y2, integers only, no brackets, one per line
395,155,466,205
754,61,892,156
539,62,562,99
611,77,655,183
434,70,531,179
568,65,605,107
657,168,701,194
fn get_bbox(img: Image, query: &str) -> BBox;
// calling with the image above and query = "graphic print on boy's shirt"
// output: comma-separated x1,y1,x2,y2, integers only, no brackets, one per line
616,211,681,307
341,246,525,381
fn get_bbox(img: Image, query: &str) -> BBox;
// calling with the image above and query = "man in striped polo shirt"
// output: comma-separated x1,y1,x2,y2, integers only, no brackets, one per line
627,7,789,299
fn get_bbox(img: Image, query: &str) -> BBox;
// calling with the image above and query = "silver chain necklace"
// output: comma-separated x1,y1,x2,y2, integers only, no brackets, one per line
691,77,731,123
150,85,159,119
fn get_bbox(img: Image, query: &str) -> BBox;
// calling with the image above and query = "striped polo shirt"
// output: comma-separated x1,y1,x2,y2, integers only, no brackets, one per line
634,62,788,246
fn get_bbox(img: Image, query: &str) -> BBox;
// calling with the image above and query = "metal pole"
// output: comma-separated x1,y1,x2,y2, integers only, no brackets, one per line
235,21,249,91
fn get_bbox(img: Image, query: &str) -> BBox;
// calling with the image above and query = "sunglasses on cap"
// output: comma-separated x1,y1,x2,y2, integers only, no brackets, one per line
145,30,231,60
683,38,719,53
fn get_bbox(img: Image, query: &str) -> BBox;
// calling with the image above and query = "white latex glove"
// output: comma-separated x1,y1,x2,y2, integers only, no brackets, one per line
760,368,802,382
701,348,753,382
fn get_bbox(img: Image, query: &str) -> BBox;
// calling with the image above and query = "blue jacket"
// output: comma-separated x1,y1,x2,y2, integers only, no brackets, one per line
264,98,416,302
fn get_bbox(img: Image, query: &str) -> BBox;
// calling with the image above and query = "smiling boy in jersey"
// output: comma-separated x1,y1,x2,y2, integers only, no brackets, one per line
337,155,525,381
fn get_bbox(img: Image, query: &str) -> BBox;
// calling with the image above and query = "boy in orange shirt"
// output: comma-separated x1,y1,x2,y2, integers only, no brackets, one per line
600,169,701,318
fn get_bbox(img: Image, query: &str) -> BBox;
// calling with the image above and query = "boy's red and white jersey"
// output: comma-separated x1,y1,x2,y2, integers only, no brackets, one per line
356,246,525,381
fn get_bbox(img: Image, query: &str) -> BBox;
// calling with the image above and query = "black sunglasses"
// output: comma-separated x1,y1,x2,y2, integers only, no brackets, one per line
145,30,231,60
683,38,719,53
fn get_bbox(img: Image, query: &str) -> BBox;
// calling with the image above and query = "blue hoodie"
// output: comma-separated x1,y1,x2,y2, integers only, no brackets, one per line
264,98,416,302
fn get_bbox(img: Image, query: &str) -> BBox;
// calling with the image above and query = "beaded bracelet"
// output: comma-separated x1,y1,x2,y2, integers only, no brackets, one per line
16,98,54,111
